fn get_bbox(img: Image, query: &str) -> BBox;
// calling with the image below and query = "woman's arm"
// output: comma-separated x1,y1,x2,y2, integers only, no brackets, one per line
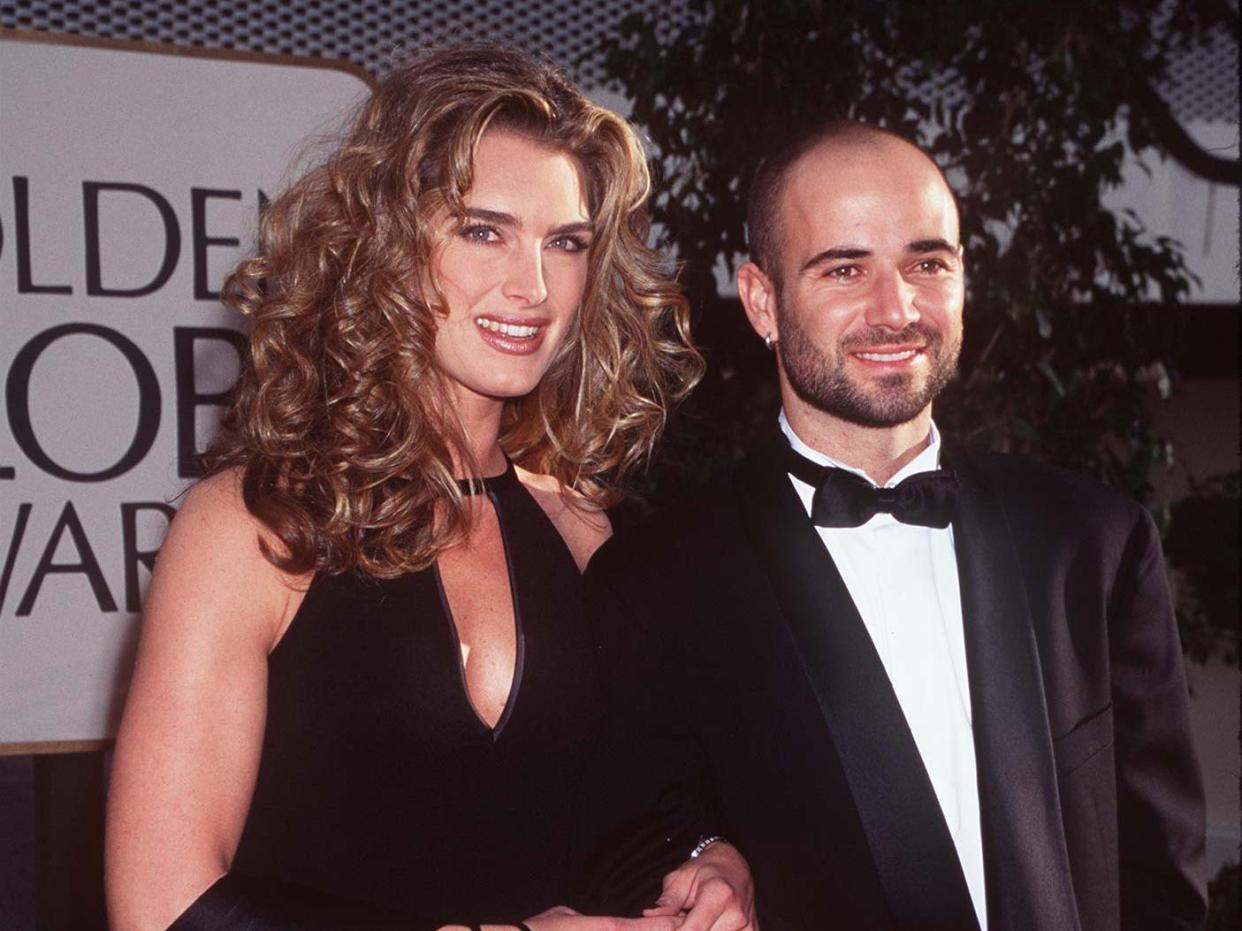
105,471,304,931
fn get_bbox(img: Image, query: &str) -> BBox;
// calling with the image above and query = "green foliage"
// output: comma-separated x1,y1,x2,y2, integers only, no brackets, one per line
599,0,1237,660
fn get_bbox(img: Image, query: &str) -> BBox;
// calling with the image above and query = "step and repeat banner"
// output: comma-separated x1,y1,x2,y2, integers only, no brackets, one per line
0,32,371,750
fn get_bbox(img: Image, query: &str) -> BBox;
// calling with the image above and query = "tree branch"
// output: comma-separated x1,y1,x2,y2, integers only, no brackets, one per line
1134,83,1241,186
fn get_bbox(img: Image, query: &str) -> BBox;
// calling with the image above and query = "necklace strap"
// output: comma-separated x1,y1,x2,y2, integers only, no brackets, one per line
455,457,517,496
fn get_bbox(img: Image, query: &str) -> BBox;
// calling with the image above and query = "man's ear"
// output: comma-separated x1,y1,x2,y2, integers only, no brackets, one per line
737,261,779,344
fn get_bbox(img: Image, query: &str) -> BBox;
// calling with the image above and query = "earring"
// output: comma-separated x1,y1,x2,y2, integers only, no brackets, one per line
764,333,776,351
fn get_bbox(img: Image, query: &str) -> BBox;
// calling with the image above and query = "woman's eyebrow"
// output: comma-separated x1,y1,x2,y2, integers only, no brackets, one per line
549,221,594,237
462,209,592,238
463,206,519,227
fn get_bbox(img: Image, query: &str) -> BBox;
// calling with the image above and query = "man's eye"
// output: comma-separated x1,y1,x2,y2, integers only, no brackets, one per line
549,234,590,253
915,258,949,274
825,265,859,279
461,224,500,244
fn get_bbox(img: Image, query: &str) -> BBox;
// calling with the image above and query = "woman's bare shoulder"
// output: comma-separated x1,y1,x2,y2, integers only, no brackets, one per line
171,471,283,579
154,469,310,651
514,467,612,572
175,467,253,524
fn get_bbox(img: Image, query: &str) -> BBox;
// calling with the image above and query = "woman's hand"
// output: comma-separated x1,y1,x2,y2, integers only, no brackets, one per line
525,906,681,929
641,841,757,931
441,907,680,930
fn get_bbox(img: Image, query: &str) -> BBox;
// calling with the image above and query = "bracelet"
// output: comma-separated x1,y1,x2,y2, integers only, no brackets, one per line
689,834,725,859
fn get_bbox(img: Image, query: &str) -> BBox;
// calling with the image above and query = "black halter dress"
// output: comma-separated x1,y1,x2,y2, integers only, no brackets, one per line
228,463,602,926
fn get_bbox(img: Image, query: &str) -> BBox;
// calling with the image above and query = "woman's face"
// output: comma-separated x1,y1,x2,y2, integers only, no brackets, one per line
430,129,592,412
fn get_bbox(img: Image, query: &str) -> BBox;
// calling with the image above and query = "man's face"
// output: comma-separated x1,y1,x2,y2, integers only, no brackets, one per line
744,137,965,429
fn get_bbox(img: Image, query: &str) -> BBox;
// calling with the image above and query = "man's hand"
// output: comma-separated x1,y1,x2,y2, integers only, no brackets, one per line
642,841,757,931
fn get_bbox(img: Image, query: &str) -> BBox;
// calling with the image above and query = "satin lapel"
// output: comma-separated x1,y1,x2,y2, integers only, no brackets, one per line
951,456,1081,931
734,448,979,930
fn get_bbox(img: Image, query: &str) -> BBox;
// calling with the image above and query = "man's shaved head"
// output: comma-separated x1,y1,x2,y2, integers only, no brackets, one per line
745,121,957,280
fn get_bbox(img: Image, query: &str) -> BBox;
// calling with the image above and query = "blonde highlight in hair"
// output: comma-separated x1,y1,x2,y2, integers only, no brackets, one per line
206,43,702,577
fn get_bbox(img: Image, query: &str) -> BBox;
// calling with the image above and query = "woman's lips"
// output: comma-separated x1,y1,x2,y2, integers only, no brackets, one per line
475,316,548,356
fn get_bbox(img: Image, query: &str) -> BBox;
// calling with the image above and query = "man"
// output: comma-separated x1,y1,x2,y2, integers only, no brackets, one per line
575,122,1206,930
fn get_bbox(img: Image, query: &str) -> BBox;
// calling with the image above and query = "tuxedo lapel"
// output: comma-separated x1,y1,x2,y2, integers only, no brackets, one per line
950,455,1082,931
735,446,979,930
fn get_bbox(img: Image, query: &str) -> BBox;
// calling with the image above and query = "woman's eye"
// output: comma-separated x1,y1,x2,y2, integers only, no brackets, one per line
549,234,590,253
461,224,500,244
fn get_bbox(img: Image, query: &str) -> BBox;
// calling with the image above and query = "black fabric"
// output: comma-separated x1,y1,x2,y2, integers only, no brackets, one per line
576,434,1206,931
575,471,893,929
949,458,1082,930
736,450,979,929
167,872,429,930
782,442,958,528
228,463,600,926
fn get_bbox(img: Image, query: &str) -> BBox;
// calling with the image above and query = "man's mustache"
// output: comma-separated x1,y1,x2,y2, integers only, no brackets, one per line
840,323,943,350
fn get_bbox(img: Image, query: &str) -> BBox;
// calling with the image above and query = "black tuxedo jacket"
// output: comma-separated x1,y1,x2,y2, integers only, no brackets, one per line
574,441,1206,930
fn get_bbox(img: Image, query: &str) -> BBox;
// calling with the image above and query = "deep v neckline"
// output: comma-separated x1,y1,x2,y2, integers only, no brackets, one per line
434,461,526,741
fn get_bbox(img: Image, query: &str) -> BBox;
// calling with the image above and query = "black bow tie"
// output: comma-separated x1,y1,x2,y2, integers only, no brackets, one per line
784,446,958,529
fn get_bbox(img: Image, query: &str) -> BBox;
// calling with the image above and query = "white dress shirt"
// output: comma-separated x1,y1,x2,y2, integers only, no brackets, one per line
780,411,987,929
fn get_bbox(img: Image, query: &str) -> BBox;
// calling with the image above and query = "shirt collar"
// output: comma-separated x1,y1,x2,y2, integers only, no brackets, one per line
778,409,942,489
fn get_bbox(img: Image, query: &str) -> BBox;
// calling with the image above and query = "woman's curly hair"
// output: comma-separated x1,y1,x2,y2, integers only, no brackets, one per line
205,42,703,577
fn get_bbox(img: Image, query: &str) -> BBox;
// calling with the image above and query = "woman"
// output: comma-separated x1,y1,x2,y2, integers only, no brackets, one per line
105,43,740,930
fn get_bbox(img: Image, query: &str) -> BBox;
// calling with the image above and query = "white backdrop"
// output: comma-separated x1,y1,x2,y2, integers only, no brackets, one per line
0,33,371,748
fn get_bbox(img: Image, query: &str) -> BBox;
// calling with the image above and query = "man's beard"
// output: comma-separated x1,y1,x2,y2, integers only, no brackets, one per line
776,298,961,428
